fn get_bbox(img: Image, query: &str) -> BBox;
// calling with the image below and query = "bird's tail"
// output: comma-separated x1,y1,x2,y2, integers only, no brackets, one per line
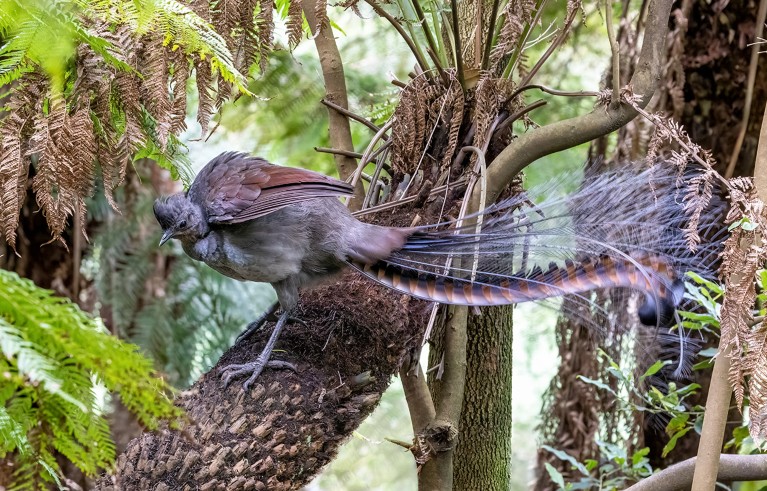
348,163,729,328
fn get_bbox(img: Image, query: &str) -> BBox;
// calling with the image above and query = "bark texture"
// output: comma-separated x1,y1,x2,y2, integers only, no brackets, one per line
453,305,513,490
95,275,429,490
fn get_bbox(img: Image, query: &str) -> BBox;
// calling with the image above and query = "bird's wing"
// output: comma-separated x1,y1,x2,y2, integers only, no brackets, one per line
188,151,354,224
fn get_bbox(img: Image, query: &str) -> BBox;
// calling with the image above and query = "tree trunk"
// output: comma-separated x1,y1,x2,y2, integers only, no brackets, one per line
453,305,513,490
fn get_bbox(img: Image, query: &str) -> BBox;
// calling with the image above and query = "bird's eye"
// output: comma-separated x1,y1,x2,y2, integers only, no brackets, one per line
179,220,187,229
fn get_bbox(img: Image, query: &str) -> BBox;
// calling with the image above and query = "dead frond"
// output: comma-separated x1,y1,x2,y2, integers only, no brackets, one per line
718,177,767,440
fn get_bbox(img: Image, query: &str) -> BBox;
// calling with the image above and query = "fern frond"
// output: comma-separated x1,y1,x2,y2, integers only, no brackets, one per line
0,268,185,485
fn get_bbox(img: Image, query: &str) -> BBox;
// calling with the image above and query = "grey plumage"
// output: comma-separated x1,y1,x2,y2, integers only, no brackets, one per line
154,152,729,388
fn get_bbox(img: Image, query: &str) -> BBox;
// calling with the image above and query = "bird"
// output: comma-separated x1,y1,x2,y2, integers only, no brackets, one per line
153,151,729,389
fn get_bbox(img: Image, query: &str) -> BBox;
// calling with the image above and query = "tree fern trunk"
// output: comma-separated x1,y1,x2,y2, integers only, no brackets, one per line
453,305,513,490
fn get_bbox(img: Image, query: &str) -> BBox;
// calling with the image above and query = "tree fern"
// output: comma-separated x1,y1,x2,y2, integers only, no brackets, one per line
0,0,256,247
0,270,184,489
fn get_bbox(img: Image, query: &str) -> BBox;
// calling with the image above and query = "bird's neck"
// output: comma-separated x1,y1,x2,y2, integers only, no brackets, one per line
187,202,211,240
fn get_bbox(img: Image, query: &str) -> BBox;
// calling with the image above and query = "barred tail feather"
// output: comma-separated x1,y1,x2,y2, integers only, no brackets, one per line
350,252,680,321
349,163,729,329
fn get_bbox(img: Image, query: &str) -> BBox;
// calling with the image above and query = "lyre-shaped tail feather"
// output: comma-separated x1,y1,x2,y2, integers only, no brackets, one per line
350,164,729,327
350,253,680,319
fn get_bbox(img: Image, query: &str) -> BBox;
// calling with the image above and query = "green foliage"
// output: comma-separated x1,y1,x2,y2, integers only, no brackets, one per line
0,0,246,95
547,271,765,490
0,270,184,489
132,255,275,387
542,442,652,490
579,349,704,457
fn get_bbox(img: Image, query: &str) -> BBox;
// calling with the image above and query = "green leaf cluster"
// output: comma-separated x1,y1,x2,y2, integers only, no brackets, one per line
0,0,247,93
0,270,183,489
543,442,652,491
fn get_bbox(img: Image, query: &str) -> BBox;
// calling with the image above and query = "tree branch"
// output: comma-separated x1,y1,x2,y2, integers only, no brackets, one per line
422,305,468,490
302,0,366,211
476,0,674,205
690,345,733,489
320,98,385,136
625,454,767,491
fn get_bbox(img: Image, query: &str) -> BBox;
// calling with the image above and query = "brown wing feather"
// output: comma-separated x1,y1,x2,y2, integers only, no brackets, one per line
188,151,354,224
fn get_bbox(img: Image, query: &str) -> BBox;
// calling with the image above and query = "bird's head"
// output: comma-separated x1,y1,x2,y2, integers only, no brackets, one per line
153,193,206,246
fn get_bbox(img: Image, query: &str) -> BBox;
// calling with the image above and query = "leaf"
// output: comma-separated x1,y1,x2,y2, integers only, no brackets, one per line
640,360,669,381
545,463,567,490
631,447,650,466
665,413,689,435
577,375,618,396
662,427,692,457
541,445,589,475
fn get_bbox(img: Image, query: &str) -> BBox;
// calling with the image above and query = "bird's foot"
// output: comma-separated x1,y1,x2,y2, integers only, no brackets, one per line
221,359,297,391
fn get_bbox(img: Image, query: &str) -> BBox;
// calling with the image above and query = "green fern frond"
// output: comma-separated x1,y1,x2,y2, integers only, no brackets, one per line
0,405,30,454
0,269,184,487
136,0,249,92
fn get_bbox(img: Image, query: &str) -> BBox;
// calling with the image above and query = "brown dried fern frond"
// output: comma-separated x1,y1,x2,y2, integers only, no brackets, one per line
717,176,767,438
391,76,430,174
0,78,40,248
139,35,172,149
29,96,70,242
169,51,190,136
471,76,514,159
313,0,329,34
287,0,304,49
438,74,465,170
195,59,215,136
490,0,535,75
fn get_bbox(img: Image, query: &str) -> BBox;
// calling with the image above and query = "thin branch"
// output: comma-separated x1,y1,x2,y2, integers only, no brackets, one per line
321,98,385,136
625,454,767,491
428,304,468,488
519,3,579,87
693,93,767,489
755,90,767,197
478,0,674,205
314,147,366,160
449,0,465,89
481,0,501,70
605,0,621,106
724,0,767,178
509,83,599,101
690,346,733,489
494,99,547,135
401,362,436,433
302,0,366,210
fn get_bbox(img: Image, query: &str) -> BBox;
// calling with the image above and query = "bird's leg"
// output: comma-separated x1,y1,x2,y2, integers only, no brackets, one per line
221,309,297,390
235,302,280,344
236,303,308,345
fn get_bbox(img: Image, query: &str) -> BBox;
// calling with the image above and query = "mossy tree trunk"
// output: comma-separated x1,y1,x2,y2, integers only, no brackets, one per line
453,306,514,489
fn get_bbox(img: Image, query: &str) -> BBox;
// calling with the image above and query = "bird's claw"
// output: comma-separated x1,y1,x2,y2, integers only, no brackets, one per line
221,359,297,391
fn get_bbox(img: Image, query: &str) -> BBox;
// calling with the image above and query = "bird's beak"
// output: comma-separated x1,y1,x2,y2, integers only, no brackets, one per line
159,229,174,246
